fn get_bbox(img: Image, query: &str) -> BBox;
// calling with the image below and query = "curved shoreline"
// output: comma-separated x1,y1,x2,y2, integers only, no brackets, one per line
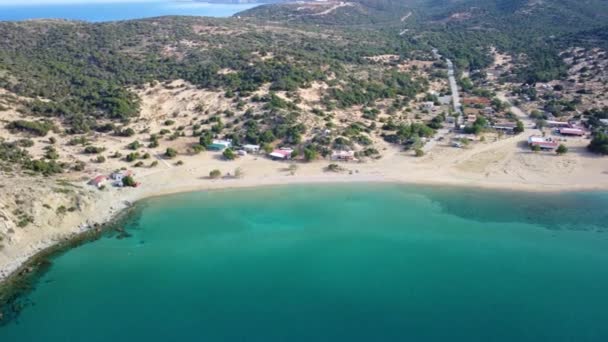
1,172,608,287
1,171,607,324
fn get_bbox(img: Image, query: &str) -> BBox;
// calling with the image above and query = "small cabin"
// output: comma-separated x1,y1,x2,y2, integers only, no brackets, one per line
331,150,356,162
89,175,108,189
269,148,293,160
208,139,232,151
242,144,260,153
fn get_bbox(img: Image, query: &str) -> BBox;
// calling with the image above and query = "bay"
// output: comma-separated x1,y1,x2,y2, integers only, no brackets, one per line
1,184,608,341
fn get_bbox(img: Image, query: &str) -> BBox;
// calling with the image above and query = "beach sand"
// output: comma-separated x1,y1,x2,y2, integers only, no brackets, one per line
1,125,608,282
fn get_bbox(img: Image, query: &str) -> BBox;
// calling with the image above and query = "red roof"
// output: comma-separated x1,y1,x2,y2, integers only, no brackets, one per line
90,175,107,185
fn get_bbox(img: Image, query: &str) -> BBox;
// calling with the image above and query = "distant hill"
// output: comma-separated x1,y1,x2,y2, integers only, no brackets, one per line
239,0,608,29
239,0,608,82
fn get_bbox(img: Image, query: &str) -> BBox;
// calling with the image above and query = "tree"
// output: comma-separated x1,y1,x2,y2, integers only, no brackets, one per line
262,144,273,154
514,120,525,134
84,146,105,154
588,132,608,155
209,169,221,179
122,175,136,187
128,141,141,150
531,144,541,152
415,149,425,157
191,144,204,154
326,163,341,172
222,148,236,160
126,152,140,162
304,148,317,162
556,144,568,155
199,132,213,146
165,148,177,159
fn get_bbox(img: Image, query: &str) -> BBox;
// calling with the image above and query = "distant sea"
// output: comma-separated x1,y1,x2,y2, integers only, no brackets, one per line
0,1,261,22
1,184,608,341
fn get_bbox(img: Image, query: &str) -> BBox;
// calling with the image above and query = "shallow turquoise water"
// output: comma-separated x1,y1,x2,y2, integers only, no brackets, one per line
0,1,260,22
1,184,608,341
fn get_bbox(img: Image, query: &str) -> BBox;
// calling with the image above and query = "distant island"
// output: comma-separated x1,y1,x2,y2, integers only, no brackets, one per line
1,0,608,287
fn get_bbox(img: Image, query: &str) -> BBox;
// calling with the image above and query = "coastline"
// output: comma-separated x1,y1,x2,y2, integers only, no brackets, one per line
1,165,608,286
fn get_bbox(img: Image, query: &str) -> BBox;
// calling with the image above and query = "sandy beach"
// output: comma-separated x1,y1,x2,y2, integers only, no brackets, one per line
1,126,608,284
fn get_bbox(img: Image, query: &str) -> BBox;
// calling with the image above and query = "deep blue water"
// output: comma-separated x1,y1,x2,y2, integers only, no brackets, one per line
1,184,608,341
0,1,260,22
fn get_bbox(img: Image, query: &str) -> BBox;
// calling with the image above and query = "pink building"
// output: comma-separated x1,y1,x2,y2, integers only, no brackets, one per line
558,128,585,136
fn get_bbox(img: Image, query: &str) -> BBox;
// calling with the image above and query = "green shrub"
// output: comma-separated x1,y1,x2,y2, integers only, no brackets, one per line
209,169,221,179
84,146,105,154
165,148,177,158
7,120,54,136
222,148,236,160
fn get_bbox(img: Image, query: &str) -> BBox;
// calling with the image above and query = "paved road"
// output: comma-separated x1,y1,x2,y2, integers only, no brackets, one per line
446,58,463,122
430,48,462,123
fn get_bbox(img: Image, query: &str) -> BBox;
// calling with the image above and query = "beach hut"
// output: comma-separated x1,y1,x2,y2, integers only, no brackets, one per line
331,150,356,162
89,175,108,189
558,128,585,136
492,121,517,134
528,135,558,150
207,139,232,151
421,102,435,111
269,148,293,160
546,120,571,128
243,144,260,153
110,170,133,182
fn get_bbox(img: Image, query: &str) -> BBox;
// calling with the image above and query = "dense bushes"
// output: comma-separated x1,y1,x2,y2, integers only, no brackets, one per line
588,132,608,155
6,120,54,137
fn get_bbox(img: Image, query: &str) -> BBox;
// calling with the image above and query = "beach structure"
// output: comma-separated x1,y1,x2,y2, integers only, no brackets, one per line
269,147,293,160
546,120,571,128
422,102,435,111
110,170,133,181
89,175,108,188
492,121,517,134
110,170,133,187
207,139,232,151
242,144,260,153
331,150,356,162
558,128,585,136
528,135,558,150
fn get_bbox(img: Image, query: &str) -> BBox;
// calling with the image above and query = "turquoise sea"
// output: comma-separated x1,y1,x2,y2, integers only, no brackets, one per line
0,1,260,22
1,184,608,341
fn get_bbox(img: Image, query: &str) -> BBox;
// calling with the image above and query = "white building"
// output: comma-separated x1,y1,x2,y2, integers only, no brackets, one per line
242,144,260,153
